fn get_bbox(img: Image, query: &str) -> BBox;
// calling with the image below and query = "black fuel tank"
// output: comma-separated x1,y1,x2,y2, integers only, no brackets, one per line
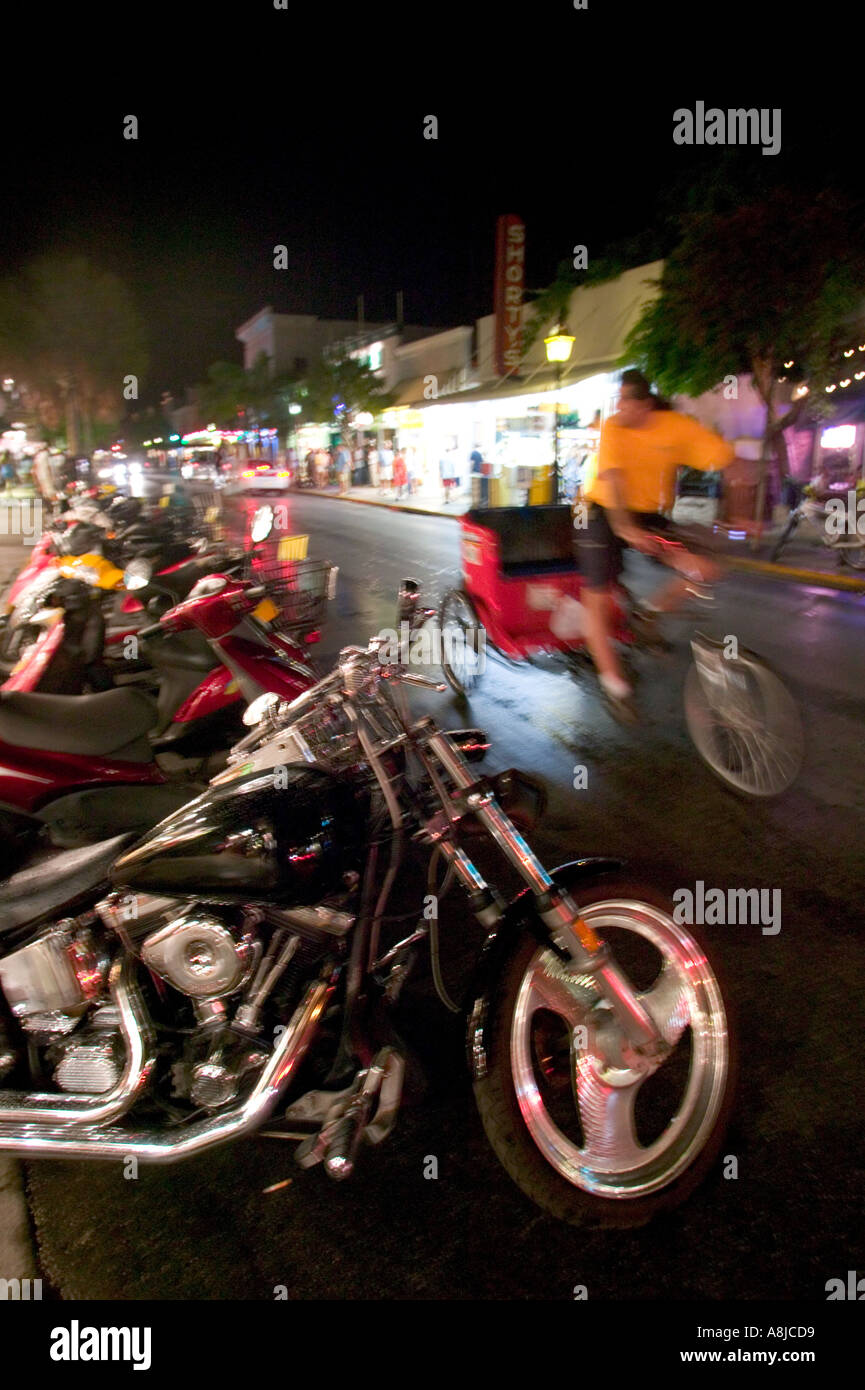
110,765,368,904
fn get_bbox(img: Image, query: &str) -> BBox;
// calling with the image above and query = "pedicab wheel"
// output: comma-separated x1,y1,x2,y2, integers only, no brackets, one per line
439,589,485,696
683,657,804,797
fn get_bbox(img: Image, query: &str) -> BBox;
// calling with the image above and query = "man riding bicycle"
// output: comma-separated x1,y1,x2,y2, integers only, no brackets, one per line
577,369,735,722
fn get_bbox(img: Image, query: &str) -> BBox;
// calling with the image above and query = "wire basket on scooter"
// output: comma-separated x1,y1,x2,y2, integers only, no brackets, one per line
244,554,337,634
190,489,225,544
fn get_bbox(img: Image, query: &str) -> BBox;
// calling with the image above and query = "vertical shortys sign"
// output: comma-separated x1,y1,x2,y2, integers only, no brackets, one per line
494,214,526,376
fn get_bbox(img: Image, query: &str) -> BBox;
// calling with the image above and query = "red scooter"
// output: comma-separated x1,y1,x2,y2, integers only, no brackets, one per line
0,561,337,878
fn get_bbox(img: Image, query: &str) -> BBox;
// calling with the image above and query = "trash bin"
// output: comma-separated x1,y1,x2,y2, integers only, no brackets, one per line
528,467,555,506
721,457,770,533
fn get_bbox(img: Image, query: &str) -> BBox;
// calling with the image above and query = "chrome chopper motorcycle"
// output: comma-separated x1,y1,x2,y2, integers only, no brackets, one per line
0,587,733,1228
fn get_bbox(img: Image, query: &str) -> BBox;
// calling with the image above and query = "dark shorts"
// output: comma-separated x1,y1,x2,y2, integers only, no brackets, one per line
575,504,672,590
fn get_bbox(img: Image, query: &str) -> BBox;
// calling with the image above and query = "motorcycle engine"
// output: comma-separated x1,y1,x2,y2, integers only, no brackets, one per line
138,910,254,999
0,919,108,1037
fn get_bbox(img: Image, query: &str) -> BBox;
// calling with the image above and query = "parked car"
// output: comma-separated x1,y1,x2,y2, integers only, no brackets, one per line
222,458,292,493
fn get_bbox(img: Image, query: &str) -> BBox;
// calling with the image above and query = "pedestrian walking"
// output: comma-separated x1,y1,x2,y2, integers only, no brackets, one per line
314,448,328,489
405,445,418,496
393,448,408,500
352,443,365,486
368,445,379,489
336,442,351,493
470,445,489,506
0,451,16,491
378,442,394,495
33,446,56,502
439,446,458,504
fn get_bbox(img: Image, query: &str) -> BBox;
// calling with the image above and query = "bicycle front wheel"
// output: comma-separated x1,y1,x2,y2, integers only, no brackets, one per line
683,657,804,797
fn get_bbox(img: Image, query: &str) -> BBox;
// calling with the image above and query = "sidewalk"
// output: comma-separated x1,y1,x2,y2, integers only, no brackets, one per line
300,480,469,518
299,485,865,594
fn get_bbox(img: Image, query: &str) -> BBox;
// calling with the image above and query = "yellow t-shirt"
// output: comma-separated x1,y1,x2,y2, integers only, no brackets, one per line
586,410,735,513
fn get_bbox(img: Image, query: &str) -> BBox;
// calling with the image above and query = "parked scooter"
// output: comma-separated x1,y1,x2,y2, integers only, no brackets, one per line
0,546,337,877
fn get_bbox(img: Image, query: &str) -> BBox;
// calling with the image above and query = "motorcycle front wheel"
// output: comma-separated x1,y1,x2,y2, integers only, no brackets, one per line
473,879,735,1229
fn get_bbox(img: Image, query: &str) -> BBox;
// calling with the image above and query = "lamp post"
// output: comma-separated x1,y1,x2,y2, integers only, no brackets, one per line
544,326,575,503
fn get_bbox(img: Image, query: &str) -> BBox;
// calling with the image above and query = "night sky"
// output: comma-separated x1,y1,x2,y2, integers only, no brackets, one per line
2,3,858,405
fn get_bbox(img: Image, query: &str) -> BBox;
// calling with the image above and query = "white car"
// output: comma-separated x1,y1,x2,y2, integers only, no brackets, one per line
222,458,293,492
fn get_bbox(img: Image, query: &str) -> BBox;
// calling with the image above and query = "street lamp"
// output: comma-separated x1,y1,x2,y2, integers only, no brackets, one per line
545,326,575,502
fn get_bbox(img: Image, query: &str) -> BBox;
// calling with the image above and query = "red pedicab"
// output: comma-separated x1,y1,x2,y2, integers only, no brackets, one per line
436,505,629,695
418,504,803,798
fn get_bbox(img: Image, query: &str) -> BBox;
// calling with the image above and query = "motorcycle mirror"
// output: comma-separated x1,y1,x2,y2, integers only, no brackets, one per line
243,691,281,727
250,505,275,543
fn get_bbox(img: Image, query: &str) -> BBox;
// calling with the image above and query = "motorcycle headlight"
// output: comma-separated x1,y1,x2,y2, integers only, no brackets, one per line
124,558,153,590
243,691,281,727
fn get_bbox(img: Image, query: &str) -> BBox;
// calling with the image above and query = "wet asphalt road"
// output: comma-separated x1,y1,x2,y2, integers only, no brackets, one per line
7,495,865,1301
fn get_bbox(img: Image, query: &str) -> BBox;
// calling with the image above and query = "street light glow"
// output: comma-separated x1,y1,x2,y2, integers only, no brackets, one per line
544,330,576,364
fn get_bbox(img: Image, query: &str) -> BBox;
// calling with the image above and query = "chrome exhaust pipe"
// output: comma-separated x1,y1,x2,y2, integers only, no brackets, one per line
0,980,330,1161
0,957,155,1126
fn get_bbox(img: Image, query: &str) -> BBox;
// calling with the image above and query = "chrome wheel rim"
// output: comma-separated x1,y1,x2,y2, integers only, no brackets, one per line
684,662,803,796
511,900,729,1199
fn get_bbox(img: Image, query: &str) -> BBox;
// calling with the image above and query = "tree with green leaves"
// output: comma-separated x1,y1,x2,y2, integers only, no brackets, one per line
0,254,148,454
195,353,277,432
297,354,395,440
623,184,865,522
521,225,676,357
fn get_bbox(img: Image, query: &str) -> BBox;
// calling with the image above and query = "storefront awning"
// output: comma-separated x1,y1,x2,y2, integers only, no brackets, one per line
390,376,432,408
396,359,615,412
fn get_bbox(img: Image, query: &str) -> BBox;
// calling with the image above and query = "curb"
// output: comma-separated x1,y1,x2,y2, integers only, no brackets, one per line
299,489,461,521
723,555,865,593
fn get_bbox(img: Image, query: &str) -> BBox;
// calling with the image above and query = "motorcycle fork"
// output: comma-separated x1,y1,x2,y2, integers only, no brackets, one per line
419,727,665,1057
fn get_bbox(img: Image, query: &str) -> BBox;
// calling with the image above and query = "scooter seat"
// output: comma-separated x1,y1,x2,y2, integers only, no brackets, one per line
0,688,157,759
0,833,138,936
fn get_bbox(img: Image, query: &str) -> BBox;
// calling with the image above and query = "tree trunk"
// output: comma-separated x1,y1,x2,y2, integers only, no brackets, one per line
751,355,776,550
64,387,78,456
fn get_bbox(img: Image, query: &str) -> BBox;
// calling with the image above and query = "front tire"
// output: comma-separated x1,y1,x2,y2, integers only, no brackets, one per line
683,658,804,797
474,879,735,1228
